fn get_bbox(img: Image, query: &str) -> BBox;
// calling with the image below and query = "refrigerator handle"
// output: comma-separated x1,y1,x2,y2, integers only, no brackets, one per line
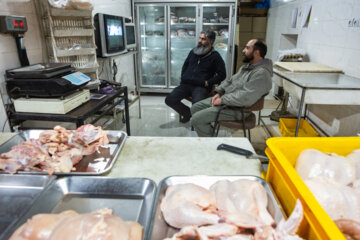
232,5,235,18
198,8,200,17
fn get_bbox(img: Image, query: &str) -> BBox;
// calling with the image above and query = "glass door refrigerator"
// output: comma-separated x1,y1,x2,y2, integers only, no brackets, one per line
135,0,237,93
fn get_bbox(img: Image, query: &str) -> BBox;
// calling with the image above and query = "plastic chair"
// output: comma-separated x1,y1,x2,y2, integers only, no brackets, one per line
212,95,266,141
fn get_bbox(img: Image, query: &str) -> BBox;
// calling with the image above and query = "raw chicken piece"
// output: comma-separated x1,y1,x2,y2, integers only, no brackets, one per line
10,209,143,240
227,235,254,240
39,126,72,144
295,149,356,185
254,199,304,240
73,124,109,146
0,124,109,174
0,139,51,174
210,179,274,228
165,224,246,240
160,183,219,228
304,177,360,221
10,210,78,240
347,149,360,180
335,219,360,240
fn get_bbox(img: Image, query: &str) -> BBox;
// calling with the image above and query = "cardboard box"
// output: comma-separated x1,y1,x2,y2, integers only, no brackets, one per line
237,16,252,32
252,17,267,32
238,8,268,16
236,32,252,48
251,32,266,40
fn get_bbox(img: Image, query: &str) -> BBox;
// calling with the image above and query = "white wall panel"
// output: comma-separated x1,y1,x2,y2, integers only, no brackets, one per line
267,0,360,136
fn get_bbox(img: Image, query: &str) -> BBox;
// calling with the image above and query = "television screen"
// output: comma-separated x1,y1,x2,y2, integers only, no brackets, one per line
126,25,135,45
104,16,125,53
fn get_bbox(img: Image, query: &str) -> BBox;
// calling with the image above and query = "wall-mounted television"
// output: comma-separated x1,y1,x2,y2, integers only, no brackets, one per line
125,22,136,50
94,13,127,57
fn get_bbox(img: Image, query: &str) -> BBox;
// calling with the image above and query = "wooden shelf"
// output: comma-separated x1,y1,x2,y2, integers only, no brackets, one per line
53,29,94,37
50,8,92,17
56,48,96,57
76,65,99,73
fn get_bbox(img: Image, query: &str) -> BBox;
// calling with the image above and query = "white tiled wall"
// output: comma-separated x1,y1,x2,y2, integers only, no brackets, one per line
0,0,134,132
266,0,360,136
90,0,136,91
0,0,43,132
267,0,360,78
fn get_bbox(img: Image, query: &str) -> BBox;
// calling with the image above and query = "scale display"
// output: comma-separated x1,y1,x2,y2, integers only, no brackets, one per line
0,15,28,33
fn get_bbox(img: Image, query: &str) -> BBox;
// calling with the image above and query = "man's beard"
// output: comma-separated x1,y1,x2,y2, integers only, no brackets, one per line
193,42,211,56
243,52,254,63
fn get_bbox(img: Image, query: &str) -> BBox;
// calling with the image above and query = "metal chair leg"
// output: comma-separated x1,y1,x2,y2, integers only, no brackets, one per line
241,109,246,138
258,110,261,126
248,129,251,142
215,124,221,137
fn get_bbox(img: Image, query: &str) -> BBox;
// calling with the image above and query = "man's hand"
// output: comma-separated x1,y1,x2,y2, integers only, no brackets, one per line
211,93,222,106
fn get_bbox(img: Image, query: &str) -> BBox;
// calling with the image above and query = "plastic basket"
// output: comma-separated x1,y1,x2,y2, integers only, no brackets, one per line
279,118,319,137
265,137,360,240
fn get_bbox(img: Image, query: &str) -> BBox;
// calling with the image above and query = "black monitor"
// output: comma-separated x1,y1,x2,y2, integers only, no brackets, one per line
94,13,127,57
125,23,136,50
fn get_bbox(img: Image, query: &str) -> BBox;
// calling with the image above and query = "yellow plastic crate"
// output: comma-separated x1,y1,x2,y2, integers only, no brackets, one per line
279,118,320,137
265,137,360,240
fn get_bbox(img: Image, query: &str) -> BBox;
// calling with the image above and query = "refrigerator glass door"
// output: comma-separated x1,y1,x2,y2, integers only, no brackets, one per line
202,6,230,67
169,6,197,87
139,6,167,87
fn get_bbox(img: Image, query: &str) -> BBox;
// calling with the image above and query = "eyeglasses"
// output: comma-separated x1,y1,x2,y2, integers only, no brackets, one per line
199,37,207,41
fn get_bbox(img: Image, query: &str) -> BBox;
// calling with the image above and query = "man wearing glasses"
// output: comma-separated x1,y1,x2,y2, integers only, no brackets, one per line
165,30,226,123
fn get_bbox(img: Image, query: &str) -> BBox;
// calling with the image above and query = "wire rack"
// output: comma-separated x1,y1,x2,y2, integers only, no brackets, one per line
36,0,99,87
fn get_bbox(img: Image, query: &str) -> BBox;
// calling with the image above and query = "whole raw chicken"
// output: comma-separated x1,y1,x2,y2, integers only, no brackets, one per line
10,209,142,240
304,177,360,222
161,180,304,240
295,148,360,239
160,183,219,228
210,179,274,228
165,199,304,240
295,149,356,185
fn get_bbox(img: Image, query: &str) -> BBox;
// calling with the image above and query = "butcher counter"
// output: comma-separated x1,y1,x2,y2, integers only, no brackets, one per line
0,134,262,180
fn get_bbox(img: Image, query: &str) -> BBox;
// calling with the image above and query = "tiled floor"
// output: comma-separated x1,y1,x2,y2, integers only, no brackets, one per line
108,94,281,156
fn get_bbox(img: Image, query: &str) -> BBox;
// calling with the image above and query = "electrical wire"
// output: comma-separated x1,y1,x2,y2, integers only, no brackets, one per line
2,98,13,132
112,59,118,82
2,119,8,132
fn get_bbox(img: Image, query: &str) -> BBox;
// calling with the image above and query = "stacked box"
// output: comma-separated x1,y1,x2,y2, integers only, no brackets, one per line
235,16,267,72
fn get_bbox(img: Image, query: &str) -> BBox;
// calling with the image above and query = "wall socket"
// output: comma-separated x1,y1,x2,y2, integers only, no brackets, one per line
348,18,360,27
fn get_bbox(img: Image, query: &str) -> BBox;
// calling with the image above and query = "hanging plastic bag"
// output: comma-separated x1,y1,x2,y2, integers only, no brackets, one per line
69,0,93,10
48,0,69,8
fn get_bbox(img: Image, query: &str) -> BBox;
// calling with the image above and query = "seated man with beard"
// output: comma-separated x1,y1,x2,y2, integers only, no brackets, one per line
165,30,226,123
190,39,273,137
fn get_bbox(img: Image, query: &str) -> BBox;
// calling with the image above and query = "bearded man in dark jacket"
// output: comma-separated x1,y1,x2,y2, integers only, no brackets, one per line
165,30,226,123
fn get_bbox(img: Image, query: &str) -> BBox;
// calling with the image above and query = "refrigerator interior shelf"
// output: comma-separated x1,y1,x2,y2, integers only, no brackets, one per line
141,35,165,38
141,47,164,50
171,22,196,25
203,23,229,25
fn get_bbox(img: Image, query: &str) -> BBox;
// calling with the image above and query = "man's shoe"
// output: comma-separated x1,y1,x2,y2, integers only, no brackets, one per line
180,114,191,123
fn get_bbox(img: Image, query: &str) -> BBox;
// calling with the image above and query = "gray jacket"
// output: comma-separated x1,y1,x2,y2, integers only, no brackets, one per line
215,58,273,107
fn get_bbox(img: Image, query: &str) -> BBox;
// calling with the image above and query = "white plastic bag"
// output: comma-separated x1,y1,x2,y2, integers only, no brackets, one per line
48,0,69,8
69,0,93,10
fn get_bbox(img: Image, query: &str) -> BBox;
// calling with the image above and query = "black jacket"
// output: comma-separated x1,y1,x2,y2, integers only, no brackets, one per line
181,48,226,90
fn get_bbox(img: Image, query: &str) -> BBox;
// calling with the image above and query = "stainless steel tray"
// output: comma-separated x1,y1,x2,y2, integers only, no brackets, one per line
0,175,55,240
7,177,157,240
150,175,285,240
0,130,126,176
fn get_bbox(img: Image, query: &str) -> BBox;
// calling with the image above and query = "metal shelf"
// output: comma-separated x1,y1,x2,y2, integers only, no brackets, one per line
170,22,196,25
203,23,229,25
